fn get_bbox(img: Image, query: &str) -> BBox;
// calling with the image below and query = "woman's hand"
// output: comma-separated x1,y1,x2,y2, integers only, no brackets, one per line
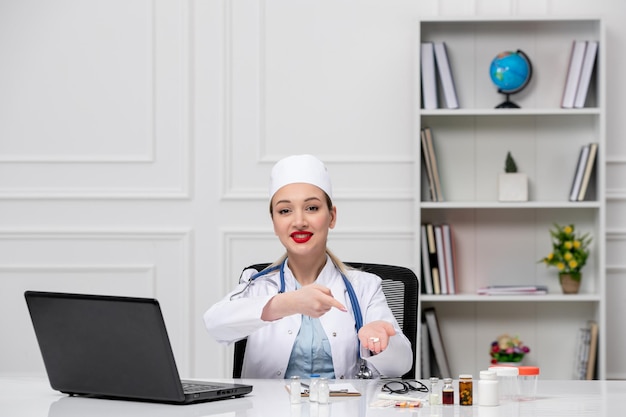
261,284,347,321
358,321,397,354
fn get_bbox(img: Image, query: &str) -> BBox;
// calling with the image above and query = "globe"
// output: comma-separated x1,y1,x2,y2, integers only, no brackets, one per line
489,50,532,108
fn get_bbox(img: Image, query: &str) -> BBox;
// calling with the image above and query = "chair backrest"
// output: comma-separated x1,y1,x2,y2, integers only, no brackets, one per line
232,262,419,379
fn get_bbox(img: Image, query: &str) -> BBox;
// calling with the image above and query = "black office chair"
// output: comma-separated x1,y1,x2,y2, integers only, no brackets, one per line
232,262,419,379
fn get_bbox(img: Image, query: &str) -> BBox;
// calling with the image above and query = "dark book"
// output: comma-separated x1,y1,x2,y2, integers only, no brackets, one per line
423,307,452,379
420,225,434,295
426,223,441,294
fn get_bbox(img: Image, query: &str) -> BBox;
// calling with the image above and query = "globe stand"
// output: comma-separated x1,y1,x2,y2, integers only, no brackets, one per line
496,92,520,109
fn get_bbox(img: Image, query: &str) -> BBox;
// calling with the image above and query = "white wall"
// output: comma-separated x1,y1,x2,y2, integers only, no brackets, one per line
1,0,626,379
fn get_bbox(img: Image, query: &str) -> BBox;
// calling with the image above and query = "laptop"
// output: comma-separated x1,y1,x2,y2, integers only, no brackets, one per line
24,290,253,405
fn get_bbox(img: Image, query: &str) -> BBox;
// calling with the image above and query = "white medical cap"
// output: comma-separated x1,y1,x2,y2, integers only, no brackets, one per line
269,154,332,199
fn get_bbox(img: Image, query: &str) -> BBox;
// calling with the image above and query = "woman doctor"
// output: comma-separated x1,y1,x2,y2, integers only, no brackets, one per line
204,154,412,379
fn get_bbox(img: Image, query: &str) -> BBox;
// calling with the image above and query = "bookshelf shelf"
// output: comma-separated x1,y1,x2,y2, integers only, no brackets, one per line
416,17,605,381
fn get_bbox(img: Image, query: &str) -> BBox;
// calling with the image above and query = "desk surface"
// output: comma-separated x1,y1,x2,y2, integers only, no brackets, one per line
1,376,624,416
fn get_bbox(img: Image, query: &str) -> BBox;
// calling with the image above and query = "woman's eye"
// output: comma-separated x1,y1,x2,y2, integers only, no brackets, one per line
306,205,319,212
277,208,291,215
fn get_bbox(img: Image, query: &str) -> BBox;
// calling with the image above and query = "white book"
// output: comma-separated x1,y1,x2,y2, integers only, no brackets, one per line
421,42,438,109
434,225,448,295
441,224,456,294
574,41,599,108
420,225,434,295
577,142,598,201
433,42,459,109
561,40,587,108
569,144,590,201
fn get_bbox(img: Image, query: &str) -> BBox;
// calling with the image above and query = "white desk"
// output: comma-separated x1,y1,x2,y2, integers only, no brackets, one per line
1,376,624,416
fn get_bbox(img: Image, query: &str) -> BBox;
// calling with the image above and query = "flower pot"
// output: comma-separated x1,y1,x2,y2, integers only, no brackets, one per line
560,273,581,294
498,173,528,202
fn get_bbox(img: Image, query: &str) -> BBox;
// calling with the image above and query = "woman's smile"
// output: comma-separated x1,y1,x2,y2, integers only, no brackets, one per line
291,231,313,243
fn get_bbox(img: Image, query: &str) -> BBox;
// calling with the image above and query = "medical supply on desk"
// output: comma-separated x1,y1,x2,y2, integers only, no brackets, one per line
489,365,519,402
308,374,320,402
518,366,540,401
317,377,330,404
442,378,454,405
459,374,473,406
289,376,301,404
429,377,441,405
478,370,499,406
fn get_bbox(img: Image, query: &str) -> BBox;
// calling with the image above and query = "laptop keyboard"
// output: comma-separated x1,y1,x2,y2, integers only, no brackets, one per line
182,382,222,393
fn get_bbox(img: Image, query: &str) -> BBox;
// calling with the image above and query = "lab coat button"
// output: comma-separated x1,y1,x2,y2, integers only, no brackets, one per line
332,332,337,337
276,371,282,376
288,330,293,335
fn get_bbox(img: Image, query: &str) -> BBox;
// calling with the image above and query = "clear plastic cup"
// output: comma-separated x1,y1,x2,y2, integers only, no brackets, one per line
517,366,540,401
488,365,519,402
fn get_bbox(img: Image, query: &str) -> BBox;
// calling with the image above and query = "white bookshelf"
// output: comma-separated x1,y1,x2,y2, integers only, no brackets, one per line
416,17,606,380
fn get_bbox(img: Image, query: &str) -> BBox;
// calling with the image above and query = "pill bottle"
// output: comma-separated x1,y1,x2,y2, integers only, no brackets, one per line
442,378,454,405
488,365,519,402
289,376,301,404
317,377,330,404
517,366,539,401
429,377,441,405
459,374,473,406
308,374,320,402
478,370,499,406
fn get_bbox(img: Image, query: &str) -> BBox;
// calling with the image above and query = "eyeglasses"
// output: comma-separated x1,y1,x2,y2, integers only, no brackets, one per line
381,380,429,394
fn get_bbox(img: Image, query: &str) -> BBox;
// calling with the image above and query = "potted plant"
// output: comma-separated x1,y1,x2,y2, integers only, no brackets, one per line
490,334,530,365
498,151,528,201
539,223,591,294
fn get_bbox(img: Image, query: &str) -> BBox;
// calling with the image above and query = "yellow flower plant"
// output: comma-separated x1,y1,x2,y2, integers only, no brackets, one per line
539,223,591,281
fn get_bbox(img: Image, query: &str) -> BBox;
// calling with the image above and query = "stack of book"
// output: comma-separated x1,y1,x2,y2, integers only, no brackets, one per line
420,223,456,295
561,40,599,108
476,285,548,296
421,307,452,379
421,41,459,110
573,320,599,380
420,127,443,202
569,142,598,201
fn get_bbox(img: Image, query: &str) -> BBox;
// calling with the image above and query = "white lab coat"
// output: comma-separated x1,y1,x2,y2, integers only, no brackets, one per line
204,256,413,379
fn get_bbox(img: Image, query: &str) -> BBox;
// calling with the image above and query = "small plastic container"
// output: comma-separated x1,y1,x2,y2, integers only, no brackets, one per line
289,376,301,404
429,377,442,405
489,365,519,402
317,377,330,404
308,374,320,402
459,374,473,406
478,370,499,406
517,366,540,401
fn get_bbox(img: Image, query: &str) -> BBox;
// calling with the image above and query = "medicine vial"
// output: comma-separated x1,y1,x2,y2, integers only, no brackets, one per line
308,374,320,402
317,377,330,404
429,377,441,405
442,378,454,405
459,374,473,406
478,370,499,406
289,376,301,404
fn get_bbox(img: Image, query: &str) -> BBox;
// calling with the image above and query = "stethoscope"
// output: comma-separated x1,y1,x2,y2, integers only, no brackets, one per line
240,258,372,379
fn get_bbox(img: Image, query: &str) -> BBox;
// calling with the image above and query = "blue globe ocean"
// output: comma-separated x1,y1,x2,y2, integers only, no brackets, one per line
489,51,531,93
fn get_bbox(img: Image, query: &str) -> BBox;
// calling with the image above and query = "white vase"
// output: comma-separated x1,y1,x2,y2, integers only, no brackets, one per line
498,173,528,202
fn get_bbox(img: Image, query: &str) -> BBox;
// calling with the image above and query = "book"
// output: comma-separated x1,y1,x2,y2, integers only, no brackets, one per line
433,42,459,109
573,326,590,379
420,321,431,379
586,320,599,380
423,307,452,378
569,144,590,201
441,224,456,294
574,41,599,108
476,285,548,295
561,40,587,108
420,129,437,201
421,42,438,110
426,223,441,294
420,225,434,295
423,127,444,201
577,142,598,201
434,225,448,295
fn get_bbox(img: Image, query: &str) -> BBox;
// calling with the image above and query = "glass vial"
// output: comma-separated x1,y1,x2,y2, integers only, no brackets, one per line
308,374,320,402
478,370,499,406
459,374,473,406
317,377,330,404
429,377,441,405
289,376,301,404
442,377,454,405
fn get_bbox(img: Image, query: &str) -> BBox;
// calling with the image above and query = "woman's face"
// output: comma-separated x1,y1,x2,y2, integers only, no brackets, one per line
270,183,336,258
